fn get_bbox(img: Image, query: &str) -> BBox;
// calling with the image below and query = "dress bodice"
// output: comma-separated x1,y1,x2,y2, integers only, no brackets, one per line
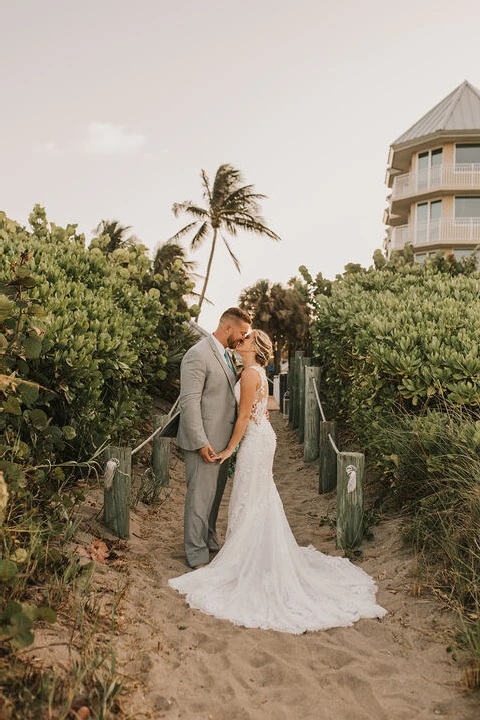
234,365,268,425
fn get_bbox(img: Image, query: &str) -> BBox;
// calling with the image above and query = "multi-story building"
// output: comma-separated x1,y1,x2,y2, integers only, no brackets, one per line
384,80,480,261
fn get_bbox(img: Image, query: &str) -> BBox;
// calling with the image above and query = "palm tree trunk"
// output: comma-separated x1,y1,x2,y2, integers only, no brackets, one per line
197,229,217,316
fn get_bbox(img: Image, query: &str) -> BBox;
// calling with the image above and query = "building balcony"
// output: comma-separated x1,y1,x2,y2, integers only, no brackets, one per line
389,217,480,251
391,164,480,200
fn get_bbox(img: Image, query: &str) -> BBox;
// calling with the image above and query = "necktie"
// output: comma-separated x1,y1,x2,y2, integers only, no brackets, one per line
224,349,235,373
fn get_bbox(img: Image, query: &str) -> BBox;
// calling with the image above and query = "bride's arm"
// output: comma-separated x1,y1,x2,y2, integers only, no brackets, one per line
216,368,259,464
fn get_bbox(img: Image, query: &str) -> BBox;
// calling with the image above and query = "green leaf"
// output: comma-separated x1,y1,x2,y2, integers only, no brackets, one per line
62,425,76,440
22,604,57,624
1,601,22,620
2,396,22,415
33,606,57,623
0,560,17,583
28,408,49,430
8,275,36,289
0,461,26,485
18,381,39,407
42,425,62,442
0,294,12,322
27,303,46,318
23,336,43,359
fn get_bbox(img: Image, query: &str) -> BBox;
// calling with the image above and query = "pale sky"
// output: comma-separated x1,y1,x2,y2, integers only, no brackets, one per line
2,0,480,330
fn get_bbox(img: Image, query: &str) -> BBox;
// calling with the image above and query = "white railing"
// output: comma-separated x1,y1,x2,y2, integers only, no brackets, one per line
390,217,480,249
392,164,480,199
390,224,410,250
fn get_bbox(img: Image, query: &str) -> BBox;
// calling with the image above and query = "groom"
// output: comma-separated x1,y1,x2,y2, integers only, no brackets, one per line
176,307,251,569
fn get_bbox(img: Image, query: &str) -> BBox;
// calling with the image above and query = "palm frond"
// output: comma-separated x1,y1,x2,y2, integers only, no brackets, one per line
167,221,199,243
190,221,210,251
212,164,244,206
221,233,241,272
224,217,281,241
172,202,208,220
201,170,213,206
224,185,267,209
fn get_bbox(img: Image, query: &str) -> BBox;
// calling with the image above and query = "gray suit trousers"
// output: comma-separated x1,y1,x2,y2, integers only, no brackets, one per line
183,450,229,567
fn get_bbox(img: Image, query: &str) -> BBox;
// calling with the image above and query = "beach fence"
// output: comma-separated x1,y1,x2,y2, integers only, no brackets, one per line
102,400,179,539
285,351,364,551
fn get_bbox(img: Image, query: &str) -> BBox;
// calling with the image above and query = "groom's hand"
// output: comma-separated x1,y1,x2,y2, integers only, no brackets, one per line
198,445,218,463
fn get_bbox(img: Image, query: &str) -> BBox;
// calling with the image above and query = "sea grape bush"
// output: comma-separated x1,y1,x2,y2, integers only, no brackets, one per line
0,206,196,466
309,262,480,448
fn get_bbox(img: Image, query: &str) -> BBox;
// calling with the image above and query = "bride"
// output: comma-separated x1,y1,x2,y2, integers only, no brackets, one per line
169,330,387,634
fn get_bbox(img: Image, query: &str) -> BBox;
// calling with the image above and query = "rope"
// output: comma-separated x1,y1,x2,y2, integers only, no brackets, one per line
131,396,180,456
310,376,338,454
103,458,119,489
311,377,326,422
328,433,339,455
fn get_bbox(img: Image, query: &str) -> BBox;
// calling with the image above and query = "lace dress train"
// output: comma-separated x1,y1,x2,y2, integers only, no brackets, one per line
169,366,387,634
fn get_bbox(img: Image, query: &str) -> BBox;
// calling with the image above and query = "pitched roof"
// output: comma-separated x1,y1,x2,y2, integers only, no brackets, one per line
393,80,480,145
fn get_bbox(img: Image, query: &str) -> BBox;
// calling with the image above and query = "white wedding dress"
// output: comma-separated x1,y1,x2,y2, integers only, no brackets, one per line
169,365,387,634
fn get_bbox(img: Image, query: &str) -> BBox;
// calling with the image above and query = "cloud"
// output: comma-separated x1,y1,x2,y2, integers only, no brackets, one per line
83,122,147,154
36,141,58,154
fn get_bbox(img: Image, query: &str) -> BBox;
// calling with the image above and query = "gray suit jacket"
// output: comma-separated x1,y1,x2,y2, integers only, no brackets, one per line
176,335,237,452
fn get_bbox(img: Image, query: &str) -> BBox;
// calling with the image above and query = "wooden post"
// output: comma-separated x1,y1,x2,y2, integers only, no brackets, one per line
287,354,295,423
304,366,321,462
152,414,170,496
291,351,305,430
336,451,364,551
319,421,337,494
298,357,311,444
103,446,131,540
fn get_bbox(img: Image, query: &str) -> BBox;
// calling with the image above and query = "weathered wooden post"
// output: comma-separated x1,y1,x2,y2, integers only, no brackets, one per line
287,355,295,425
336,451,364,550
319,421,338,494
291,350,305,430
287,354,295,424
303,366,321,462
103,446,131,539
152,414,170,497
298,357,311,443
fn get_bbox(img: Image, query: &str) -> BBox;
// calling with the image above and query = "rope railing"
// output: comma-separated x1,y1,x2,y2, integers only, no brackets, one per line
311,377,326,422
311,378,338,455
131,396,180,456
102,397,179,539
327,432,339,455
289,352,364,550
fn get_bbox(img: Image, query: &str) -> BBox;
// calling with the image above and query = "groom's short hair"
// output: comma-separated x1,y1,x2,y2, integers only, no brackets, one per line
220,307,251,325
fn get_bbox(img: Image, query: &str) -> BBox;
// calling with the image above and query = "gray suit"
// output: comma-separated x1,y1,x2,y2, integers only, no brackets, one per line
177,335,237,567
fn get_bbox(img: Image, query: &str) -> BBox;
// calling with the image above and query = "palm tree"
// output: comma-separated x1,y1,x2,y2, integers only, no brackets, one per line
94,219,136,254
168,164,280,316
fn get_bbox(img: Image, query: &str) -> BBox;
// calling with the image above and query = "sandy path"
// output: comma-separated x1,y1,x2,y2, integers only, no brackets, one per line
105,410,478,720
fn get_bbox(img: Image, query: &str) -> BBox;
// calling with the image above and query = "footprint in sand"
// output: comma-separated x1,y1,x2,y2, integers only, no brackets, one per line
248,650,275,668
194,631,229,654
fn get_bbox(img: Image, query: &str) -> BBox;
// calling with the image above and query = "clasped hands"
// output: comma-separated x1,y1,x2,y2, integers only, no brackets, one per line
198,444,233,465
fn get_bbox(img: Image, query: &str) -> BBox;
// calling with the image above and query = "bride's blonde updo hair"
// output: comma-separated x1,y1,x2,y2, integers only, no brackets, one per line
252,329,273,367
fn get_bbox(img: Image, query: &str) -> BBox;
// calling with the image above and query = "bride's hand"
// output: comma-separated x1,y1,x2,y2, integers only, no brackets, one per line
216,447,234,465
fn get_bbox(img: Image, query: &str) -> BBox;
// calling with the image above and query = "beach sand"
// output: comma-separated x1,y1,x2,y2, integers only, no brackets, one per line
26,410,479,719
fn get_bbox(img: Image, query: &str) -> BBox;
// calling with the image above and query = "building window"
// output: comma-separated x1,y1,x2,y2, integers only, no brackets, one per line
414,253,427,263
417,148,442,189
415,200,442,244
455,144,480,164
452,248,477,259
455,196,480,218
